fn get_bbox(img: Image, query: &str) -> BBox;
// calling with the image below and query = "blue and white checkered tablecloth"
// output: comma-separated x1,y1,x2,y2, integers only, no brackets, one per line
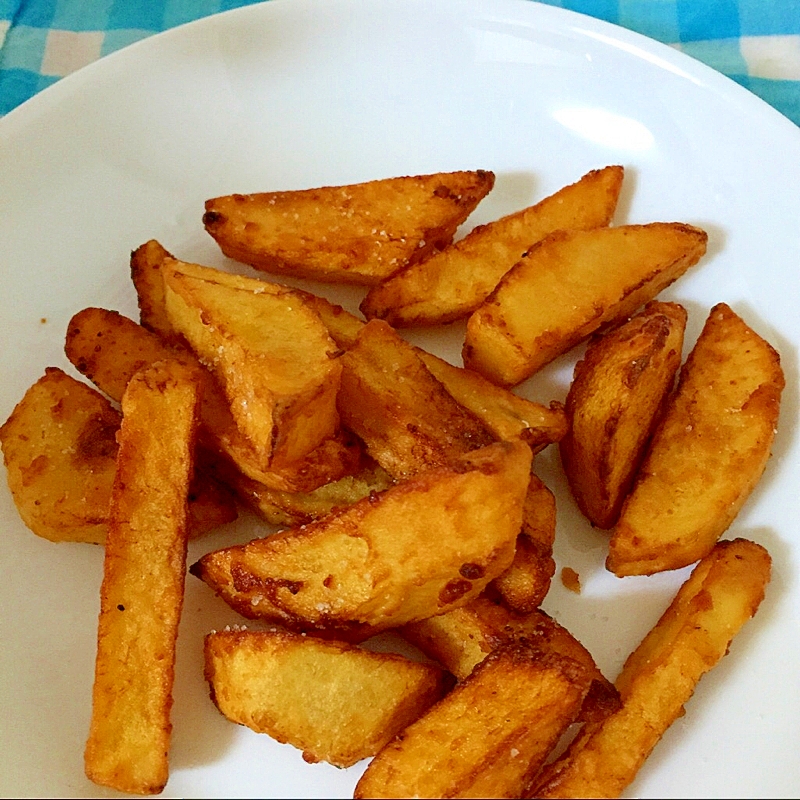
1,0,799,125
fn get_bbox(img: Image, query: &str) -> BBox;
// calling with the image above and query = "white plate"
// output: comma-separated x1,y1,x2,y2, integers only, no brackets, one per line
1,0,798,797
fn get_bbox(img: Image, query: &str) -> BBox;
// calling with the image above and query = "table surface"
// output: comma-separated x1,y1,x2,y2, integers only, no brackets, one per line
1,0,799,125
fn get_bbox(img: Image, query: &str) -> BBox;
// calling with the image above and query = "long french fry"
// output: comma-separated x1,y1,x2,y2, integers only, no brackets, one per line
84,360,200,794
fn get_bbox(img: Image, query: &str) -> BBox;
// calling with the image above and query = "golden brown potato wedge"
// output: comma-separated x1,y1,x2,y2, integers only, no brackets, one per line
204,627,449,768
463,223,708,387
290,293,569,453
360,165,624,325
401,595,619,725
0,367,235,544
191,440,532,641
607,303,784,576
130,239,179,342
64,308,360,493
161,257,342,465
531,538,771,799
337,319,496,481
0,367,121,544
84,360,200,795
208,456,393,527
560,301,687,529
354,643,593,800
488,472,557,613
418,349,568,453
202,170,495,285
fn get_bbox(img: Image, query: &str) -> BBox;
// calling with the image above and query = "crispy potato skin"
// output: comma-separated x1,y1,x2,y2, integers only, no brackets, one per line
531,539,771,799
191,441,532,641
462,223,708,387
84,360,200,795
560,301,687,529
203,171,495,285
607,303,785,576
204,628,449,768
354,644,593,800
360,165,624,326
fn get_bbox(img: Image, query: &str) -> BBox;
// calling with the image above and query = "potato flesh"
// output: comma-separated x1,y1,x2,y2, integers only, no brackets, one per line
84,360,199,794
360,165,624,326
462,223,708,387
191,441,532,641
354,644,593,800
607,303,784,576
203,170,495,285
532,538,771,799
560,301,687,529
204,628,448,768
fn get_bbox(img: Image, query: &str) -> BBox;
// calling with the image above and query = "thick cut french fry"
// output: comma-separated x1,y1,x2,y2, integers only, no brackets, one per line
360,165,624,326
354,644,593,799
463,223,708,387
401,595,619,725
161,258,342,465
531,538,771,799
204,628,449,768
64,308,360,492
84,360,200,794
203,171,495,285
337,319,496,481
560,301,687,529
607,303,784,576
191,441,532,641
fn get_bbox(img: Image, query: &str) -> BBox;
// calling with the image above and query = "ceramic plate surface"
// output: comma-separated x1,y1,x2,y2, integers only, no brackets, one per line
1,0,798,797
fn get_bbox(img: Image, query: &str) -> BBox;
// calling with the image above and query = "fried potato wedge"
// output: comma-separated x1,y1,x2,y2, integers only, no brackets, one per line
418,350,568,453
84,360,200,794
64,308,360,492
202,170,495,285
337,319,496,481
463,223,708,386
209,457,393,527
204,627,449,768
191,440,532,641
489,472,557,613
0,367,120,544
161,258,342,464
130,239,178,342
354,643,593,800
560,301,687,529
291,294,569,453
532,538,771,799
360,165,624,326
607,303,784,576
0,367,235,543
401,596,619,725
